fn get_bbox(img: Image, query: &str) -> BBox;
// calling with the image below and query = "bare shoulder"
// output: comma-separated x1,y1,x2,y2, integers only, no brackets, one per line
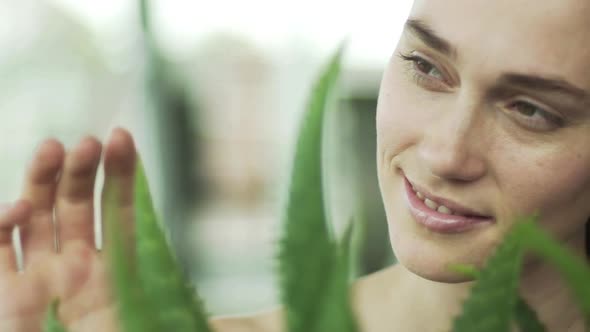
208,265,403,332
209,307,284,332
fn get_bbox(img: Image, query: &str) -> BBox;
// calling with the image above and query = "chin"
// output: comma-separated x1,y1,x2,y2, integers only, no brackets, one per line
379,171,501,284
386,213,496,284
397,252,477,283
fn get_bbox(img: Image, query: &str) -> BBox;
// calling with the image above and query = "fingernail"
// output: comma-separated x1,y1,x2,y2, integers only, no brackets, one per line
110,127,122,138
33,138,55,154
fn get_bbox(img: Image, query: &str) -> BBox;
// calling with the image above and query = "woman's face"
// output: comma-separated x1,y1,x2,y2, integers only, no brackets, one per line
377,0,590,282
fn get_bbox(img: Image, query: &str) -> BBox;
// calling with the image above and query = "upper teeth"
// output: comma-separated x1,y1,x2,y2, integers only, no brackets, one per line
415,190,454,215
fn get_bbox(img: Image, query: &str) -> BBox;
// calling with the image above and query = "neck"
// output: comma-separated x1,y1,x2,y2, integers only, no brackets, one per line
518,231,587,331
397,232,587,331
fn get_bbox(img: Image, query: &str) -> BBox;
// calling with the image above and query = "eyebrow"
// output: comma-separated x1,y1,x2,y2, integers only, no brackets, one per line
494,73,590,104
404,18,590,106
405,18,456,58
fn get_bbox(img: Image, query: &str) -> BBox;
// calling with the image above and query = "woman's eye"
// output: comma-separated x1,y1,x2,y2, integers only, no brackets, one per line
398,52,447,89
413,57,443,79
506,100,564,131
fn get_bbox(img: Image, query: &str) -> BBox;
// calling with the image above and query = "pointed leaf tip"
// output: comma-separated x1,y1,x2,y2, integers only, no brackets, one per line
278,44,356,332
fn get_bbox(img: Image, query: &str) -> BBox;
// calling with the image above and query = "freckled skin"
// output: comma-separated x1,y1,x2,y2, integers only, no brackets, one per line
372,0,590,330
378,0,590,282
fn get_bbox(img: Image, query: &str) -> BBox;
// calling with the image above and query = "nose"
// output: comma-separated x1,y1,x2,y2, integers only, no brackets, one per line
417,104,487,182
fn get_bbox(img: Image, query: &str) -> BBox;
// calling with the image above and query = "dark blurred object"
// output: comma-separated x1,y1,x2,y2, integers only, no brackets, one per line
345,95,393,274
339,67,395,275
139,0,206,274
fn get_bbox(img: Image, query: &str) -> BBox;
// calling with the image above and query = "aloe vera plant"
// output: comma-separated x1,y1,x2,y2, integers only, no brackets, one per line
452,216,590,331
103,179,160,332
100,161,213,332
451,216,527,332
519,221,590,321
277,45,357,332
134,160,211,331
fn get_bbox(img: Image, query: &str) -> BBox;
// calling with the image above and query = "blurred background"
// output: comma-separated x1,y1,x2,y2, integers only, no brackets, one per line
0,0,412,316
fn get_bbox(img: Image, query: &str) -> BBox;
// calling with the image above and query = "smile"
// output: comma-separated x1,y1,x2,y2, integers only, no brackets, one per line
403,176,495,234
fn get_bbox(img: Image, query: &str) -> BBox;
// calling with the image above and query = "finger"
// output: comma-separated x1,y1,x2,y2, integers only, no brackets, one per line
0,200,31,272
55,137,102,249
20,139,65,266
101,128,137,256
0,204,15,245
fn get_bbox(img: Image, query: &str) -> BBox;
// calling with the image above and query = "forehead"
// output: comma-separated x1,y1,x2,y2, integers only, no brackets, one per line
409,0,590,89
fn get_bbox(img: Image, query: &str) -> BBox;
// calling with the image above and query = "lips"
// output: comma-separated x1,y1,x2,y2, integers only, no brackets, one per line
402,176,495,234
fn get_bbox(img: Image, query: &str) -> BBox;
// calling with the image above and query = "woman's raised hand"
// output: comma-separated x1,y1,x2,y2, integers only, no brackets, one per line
0,128,137,332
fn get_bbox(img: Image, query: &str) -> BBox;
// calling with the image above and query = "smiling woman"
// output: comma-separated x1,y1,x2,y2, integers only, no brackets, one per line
373,0,590,330
0,0,589,332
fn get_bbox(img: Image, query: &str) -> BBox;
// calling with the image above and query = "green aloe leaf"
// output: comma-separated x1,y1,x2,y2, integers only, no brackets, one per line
134,159,211,332
315,222,358,332
450,262,546,332
449,264,480,279
103,181,158,332
516,220,590,325
452,217,590,332
42,299,68,332
277,45,351,332
451,217,528,332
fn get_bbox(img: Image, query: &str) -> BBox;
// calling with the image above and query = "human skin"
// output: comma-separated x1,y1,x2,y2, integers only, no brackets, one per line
1,0,590,331
374,0,590,330
0,129,133,331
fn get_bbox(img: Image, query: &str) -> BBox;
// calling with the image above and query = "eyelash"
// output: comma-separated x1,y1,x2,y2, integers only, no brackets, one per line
397,51,564,131
397,51,449,90
505,100,564,131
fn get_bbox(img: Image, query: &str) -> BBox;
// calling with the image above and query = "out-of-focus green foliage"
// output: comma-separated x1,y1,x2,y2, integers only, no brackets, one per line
314,223,358,332
43,300,68,332
451,261,545,331
98,164,213,332
452,216,590,331
134,160,211,332
103,180,159,332
451,217,525,332
519,221,590,322
276,45,357,332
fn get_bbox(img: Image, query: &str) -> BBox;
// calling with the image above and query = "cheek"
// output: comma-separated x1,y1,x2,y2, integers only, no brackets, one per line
495,142,590,236
376,62,424,161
